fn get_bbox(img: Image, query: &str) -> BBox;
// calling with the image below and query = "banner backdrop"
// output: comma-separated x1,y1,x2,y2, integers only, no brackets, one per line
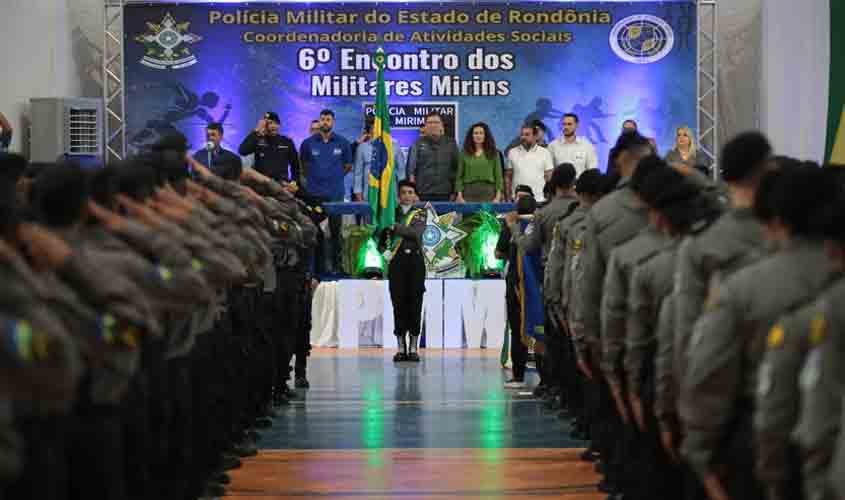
124,2,697,170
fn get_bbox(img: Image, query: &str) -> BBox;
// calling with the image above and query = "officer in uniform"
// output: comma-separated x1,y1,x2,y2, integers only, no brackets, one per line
667,132,775,500
386,180,427,362
235,167,318,398
569,131,653,496
772,192,845,500
625,172,720,500
239,112,300,183
552,169,603,438
681,166,842,500
507,163,579,403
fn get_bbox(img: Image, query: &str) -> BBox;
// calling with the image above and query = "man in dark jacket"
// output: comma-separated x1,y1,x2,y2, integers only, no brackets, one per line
238,112,300,183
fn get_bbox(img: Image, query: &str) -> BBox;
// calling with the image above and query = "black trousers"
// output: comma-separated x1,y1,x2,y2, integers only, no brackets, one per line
310,195,343,274
67,404,127,500
7,415,69,500
272,269,306,386
625,370,683,500
561,331,584,417
544,310,563,391
388,249,426,338
506,280,528,381
295,284,313,378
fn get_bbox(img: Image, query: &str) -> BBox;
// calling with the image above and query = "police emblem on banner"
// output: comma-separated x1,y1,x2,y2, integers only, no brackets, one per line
610,14,675,64
134,12,202,70
420,203,467,278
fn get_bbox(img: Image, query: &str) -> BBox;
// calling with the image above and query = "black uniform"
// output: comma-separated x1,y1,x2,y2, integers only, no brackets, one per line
388,205,427,361
496,223,528,382
238,132,300,183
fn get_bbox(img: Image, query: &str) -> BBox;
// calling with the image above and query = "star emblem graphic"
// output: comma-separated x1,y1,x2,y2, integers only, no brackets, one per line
134,12,202,70
420,203,467,274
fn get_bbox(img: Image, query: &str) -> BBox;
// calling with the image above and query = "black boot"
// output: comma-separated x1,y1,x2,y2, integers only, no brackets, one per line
407,335,420,362
393,334,408,362
272,386,289,407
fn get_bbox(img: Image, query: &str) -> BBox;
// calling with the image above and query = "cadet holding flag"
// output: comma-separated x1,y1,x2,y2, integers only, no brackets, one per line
369,48,426,363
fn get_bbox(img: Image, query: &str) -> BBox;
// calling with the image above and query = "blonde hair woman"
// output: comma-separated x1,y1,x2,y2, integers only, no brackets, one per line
665,126,697,168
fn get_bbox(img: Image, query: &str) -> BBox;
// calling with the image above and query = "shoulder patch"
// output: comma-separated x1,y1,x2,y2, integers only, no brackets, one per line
809,313,827,347
157,266,173,282
572,239,583,253
767,324,785,350
7,320,34,362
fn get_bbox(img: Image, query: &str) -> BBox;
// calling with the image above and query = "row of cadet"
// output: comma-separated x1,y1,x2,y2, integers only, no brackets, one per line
497,129,845,500
0,131,321,500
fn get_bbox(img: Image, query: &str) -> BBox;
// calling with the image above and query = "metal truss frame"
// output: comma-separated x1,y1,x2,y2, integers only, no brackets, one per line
103,0,126,162
105,0,719,169
697,0,719,177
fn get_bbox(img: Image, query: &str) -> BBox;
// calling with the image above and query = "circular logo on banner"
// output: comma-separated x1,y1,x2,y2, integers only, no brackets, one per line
422,226,443,247
610,15,675,64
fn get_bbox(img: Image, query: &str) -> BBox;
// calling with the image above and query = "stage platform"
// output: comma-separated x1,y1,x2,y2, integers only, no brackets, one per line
225,348,601,499
311,279,507,349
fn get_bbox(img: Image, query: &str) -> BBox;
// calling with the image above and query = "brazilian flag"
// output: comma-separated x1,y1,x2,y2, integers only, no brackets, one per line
368,48,397,232
827,0,845,164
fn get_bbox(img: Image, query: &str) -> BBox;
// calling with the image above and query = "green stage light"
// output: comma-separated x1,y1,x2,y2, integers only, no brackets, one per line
356,236,385,278
477,224,504,275
464,211,504,278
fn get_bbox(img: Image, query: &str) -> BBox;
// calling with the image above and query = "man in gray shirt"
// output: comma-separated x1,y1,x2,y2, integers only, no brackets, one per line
407,111,459,201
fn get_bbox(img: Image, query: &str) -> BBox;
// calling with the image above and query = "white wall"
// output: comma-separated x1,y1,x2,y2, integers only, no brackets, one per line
0,0,103,154
761,0,830,162
718,0,763,143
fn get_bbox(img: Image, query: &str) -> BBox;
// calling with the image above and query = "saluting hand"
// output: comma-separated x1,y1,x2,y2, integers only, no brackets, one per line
151,199,190,224
240,186,264,205
186,180,220,205
116,194,164,229
87,200,126,232
17,223,72,271
186,155,212,178
255,119,267,136
156,186,195,212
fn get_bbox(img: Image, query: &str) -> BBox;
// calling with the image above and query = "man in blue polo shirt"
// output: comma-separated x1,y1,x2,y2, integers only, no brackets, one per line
300,109,352,273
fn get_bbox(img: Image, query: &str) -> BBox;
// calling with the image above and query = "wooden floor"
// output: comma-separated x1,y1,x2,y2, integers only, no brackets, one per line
225,349,603,499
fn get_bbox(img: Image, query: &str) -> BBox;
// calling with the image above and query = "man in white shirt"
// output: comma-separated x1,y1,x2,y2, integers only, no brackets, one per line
547,113,598,178
505,124,554,202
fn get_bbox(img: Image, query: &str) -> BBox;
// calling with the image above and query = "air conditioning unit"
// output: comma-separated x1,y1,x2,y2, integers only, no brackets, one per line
29,98,103,164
